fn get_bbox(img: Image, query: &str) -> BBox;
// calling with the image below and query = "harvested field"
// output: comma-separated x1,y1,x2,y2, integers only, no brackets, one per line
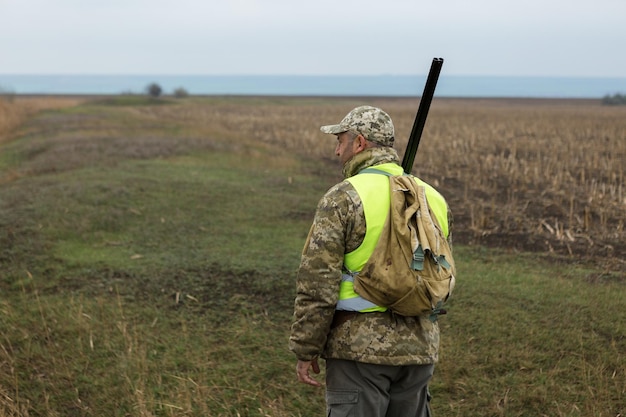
0,95,87,144
124,96,625,273
0,95,624,416
1,95,625,273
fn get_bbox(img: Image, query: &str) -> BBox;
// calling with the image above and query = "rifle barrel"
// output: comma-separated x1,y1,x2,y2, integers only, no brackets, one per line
401,58,444,173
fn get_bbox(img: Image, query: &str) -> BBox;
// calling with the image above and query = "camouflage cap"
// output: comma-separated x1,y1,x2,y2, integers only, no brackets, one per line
320,105,395,147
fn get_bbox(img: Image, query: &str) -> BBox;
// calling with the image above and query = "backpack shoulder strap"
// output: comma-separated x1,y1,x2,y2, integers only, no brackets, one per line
358,167,413,178
358,167,394,177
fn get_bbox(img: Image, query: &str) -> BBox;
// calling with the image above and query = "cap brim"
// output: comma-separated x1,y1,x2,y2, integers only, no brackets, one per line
320,124,346,135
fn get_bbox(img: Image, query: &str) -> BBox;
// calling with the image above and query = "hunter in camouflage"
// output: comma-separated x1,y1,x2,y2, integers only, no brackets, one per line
289,147,440,364
289,106,452,416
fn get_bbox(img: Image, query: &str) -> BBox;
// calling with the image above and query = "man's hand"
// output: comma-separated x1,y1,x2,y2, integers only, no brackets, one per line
296,358,322,387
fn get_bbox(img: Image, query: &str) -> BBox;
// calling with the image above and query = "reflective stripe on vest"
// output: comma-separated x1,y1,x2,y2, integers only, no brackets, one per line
336,274,382,312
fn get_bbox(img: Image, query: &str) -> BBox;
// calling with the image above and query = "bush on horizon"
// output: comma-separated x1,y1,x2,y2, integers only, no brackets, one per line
174,87,189,98
602,92,626,105
146,82,163,98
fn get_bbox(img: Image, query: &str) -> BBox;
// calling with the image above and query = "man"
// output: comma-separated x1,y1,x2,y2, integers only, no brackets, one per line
289,105,452,416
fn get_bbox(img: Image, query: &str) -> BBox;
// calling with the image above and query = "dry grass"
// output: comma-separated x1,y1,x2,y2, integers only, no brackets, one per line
0,95,85,143
132,96,625,268
2,95,624,266
1,96,624,416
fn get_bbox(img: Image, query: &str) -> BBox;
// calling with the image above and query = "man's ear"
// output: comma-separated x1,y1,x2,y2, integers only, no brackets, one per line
354,134,368,152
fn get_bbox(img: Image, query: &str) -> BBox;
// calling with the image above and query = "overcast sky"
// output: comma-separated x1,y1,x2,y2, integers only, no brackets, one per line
1,0,625,77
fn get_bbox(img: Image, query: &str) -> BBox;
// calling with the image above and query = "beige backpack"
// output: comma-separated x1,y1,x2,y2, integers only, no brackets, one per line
353,169,456,317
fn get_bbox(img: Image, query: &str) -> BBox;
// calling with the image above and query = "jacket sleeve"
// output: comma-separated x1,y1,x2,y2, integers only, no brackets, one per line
288,183,356,361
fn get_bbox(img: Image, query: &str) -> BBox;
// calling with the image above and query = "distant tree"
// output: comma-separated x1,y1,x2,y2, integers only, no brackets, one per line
601,93,626,106
173,87,189,98
146,83,163,98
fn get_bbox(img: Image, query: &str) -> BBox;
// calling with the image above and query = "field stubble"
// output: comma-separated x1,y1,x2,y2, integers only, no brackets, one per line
2,96,625,269
0,96,625,416
130,96,626,273
0,96,87,144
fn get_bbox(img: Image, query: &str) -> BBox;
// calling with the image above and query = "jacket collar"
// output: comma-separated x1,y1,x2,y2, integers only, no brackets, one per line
342,147,401,179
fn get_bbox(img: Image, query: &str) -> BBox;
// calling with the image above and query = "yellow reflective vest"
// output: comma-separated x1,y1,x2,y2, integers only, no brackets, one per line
337,163,450,312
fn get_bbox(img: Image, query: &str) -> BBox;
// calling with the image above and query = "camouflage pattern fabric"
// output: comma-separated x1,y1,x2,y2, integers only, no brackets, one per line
289,147,446,365
320,105,395,147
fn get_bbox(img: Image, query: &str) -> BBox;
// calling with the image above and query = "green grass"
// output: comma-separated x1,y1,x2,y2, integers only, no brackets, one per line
88,95,176,106
435,247,625,416
1,98,624,416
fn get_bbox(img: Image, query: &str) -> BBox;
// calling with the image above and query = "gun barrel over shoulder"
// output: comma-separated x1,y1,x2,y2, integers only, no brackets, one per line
401,58,444,174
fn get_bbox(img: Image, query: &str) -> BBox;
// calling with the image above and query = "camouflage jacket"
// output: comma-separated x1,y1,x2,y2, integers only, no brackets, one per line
289,147,448,365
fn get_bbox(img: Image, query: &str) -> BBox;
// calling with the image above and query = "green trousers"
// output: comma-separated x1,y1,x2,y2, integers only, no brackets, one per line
325,359,433,417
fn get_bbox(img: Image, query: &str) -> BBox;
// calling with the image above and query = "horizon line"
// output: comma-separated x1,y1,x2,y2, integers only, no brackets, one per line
1,73,626,80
